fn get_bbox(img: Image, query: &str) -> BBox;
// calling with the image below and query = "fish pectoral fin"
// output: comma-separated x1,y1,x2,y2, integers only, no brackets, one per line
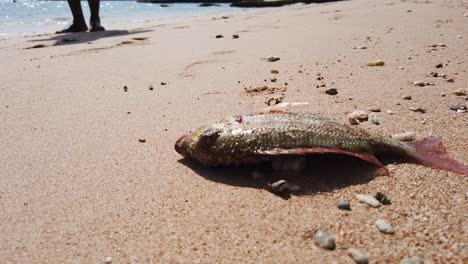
255,102,309,114
255,147,389,174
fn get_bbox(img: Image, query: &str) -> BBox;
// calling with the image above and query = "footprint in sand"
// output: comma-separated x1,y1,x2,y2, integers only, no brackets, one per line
179,59,221,78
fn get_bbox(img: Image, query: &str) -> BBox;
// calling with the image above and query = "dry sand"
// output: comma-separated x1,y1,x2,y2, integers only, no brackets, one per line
0,0,467,262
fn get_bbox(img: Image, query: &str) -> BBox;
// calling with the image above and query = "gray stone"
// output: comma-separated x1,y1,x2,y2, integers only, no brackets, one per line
336,200,351,210
376,219,395,234
347,248,369,264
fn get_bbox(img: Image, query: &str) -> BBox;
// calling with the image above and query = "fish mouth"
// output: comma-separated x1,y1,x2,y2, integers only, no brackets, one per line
174,130,192,155
174,135,186,154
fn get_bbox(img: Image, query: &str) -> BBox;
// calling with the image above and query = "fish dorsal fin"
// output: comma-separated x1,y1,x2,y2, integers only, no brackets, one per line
255,147,389,175
255,102,309,114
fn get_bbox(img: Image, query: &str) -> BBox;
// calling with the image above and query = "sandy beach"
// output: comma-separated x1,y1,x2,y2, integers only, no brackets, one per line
0,0,467,262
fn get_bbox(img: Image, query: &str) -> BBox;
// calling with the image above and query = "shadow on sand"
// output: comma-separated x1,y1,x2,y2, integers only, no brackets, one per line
28,29,153,47
178,154,387,199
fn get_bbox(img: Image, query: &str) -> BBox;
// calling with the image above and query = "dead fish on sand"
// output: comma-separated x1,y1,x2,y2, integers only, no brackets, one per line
175,103,467,175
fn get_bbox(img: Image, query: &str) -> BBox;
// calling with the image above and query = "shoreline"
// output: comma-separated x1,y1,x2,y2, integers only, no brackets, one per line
0,0,467,262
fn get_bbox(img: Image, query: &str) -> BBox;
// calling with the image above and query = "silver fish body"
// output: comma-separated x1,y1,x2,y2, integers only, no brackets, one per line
175,111,412,167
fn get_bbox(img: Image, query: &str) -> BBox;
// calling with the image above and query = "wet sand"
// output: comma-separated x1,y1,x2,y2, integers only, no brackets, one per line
0,0,467,262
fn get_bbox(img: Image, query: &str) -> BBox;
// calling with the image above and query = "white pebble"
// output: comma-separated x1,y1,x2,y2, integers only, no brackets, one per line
356,194,380,208
347,248,369,264
392,131,416,141
386,110,394,115
270,180,288,192
375,219,395,234
105,256,113,263
314,229,336,250
348,110,369,121
369,113,380,125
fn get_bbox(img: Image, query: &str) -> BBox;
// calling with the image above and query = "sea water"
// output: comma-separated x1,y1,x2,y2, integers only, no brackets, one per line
0,0,237,36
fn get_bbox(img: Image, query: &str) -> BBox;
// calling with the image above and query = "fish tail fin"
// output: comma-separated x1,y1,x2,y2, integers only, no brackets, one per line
408,137,468,175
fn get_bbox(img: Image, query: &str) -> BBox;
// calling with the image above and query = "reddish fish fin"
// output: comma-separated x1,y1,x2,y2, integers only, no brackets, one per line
256,148,389,174
409,137,468,175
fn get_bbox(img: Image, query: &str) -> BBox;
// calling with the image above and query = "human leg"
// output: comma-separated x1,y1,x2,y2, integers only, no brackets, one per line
56,0,88,34
88,0,105,32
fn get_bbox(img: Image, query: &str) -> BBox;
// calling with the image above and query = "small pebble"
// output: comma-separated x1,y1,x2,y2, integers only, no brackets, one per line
149,84,154,90
232,34,239,39
413,81,426,87
367,106,381,112
271,69,279,74
270,180,288,193
392,131,416,141
267,56,280,62
449,104,466,111
356,194,380,208
406,9,412,12
367,60,385,66
399,66,404,70
215,34,223,38
270,77,277,82
347,248,369,264
454,88,467,96
400,256,424,264
325,88,338,95
446,78,454,83
465,13,468,17
105,256,113,263
402,95,412,100
409,106,426,113
348,110,369,121
440,93,446,97
375,192,391,205
375,219,395,234
314,229,336,250
138,139,146,143
123,85,128,92
336,200,351,210
161,82,167,85
369,113,379,125
435,63,443,68
357,45,367,49
386,110,394,115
